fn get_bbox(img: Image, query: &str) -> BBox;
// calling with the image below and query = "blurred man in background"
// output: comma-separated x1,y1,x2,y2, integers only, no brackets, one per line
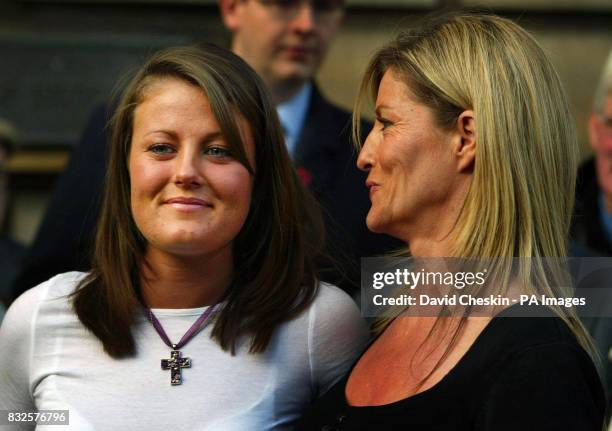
573,50,612,254
571,48,612,419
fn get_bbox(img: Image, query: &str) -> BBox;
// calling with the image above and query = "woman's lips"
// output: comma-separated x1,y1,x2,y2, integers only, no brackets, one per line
366,180,380,194
366,180,380,197
165,197,212,211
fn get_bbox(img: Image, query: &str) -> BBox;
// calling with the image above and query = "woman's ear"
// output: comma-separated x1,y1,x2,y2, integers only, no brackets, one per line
454,110,476,173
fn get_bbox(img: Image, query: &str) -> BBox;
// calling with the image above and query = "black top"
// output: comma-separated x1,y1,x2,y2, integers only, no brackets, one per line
299,307,606,430
572,156,612,255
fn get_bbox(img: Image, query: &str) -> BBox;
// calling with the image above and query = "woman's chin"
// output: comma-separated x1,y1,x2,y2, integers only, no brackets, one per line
147,237,223,259
365,214,387,235
366,215,405,243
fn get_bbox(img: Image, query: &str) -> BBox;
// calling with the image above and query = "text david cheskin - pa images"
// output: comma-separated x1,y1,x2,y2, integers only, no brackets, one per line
371,293,586,308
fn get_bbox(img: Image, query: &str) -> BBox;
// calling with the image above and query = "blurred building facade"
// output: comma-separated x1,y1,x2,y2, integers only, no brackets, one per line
0,0,610,245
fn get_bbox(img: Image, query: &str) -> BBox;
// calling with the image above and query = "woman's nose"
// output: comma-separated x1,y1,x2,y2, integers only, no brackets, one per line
356,130,377,172
174,151,203,188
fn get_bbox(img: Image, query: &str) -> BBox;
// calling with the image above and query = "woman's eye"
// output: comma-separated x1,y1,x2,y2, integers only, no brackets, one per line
205,147,231,158
378,118,393,131
149,144,175,155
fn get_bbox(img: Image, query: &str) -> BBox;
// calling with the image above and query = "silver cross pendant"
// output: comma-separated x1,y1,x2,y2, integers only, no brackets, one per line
161,350,191,385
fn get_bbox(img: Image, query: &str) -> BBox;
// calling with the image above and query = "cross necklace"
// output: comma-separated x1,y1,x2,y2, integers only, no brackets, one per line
146,303,218,385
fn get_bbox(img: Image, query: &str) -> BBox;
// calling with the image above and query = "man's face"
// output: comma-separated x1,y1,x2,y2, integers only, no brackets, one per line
591,93,612,199
221,0,344,94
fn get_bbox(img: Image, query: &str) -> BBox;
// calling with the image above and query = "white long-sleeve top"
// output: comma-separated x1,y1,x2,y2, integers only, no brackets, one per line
0,272,368,431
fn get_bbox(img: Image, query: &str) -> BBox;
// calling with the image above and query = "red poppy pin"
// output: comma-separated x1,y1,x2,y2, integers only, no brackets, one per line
296,167,312,187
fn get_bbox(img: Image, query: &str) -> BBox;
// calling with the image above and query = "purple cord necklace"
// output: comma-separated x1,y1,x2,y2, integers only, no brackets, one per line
146,303,218,386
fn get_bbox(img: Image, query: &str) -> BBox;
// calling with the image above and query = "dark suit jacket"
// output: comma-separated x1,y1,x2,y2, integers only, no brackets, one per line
570,157,612,415
0,236,25,306
11,104,108,300
295,86,402,292
11,86,401,300
572,157,612,255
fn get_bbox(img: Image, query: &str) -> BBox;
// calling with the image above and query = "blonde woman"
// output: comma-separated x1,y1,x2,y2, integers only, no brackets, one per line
300,13,606,430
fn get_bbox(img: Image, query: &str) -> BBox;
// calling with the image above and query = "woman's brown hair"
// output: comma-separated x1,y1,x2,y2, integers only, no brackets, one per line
73,43,324,358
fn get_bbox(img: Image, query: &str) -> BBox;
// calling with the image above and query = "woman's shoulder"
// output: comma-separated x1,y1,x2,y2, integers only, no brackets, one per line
487,306,588,355
453,307,600,396
42,270,89,292
308,282,369,347
5,271,88,319
470,308,603,401
309,282,366,329
314,282,359,308
24,271,88,298
472,311,606,429
1,272,87,347
277,281,367,350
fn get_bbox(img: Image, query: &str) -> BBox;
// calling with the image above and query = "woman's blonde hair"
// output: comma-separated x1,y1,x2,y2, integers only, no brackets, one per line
354,12,597,364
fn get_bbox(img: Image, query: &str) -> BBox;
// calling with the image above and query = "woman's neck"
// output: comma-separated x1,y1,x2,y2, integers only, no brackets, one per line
399,179,470,257
139,247,233,309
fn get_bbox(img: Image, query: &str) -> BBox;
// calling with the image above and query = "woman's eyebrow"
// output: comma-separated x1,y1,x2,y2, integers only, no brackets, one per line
142,130,224,143
375,108,383,118
375,105,394,117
